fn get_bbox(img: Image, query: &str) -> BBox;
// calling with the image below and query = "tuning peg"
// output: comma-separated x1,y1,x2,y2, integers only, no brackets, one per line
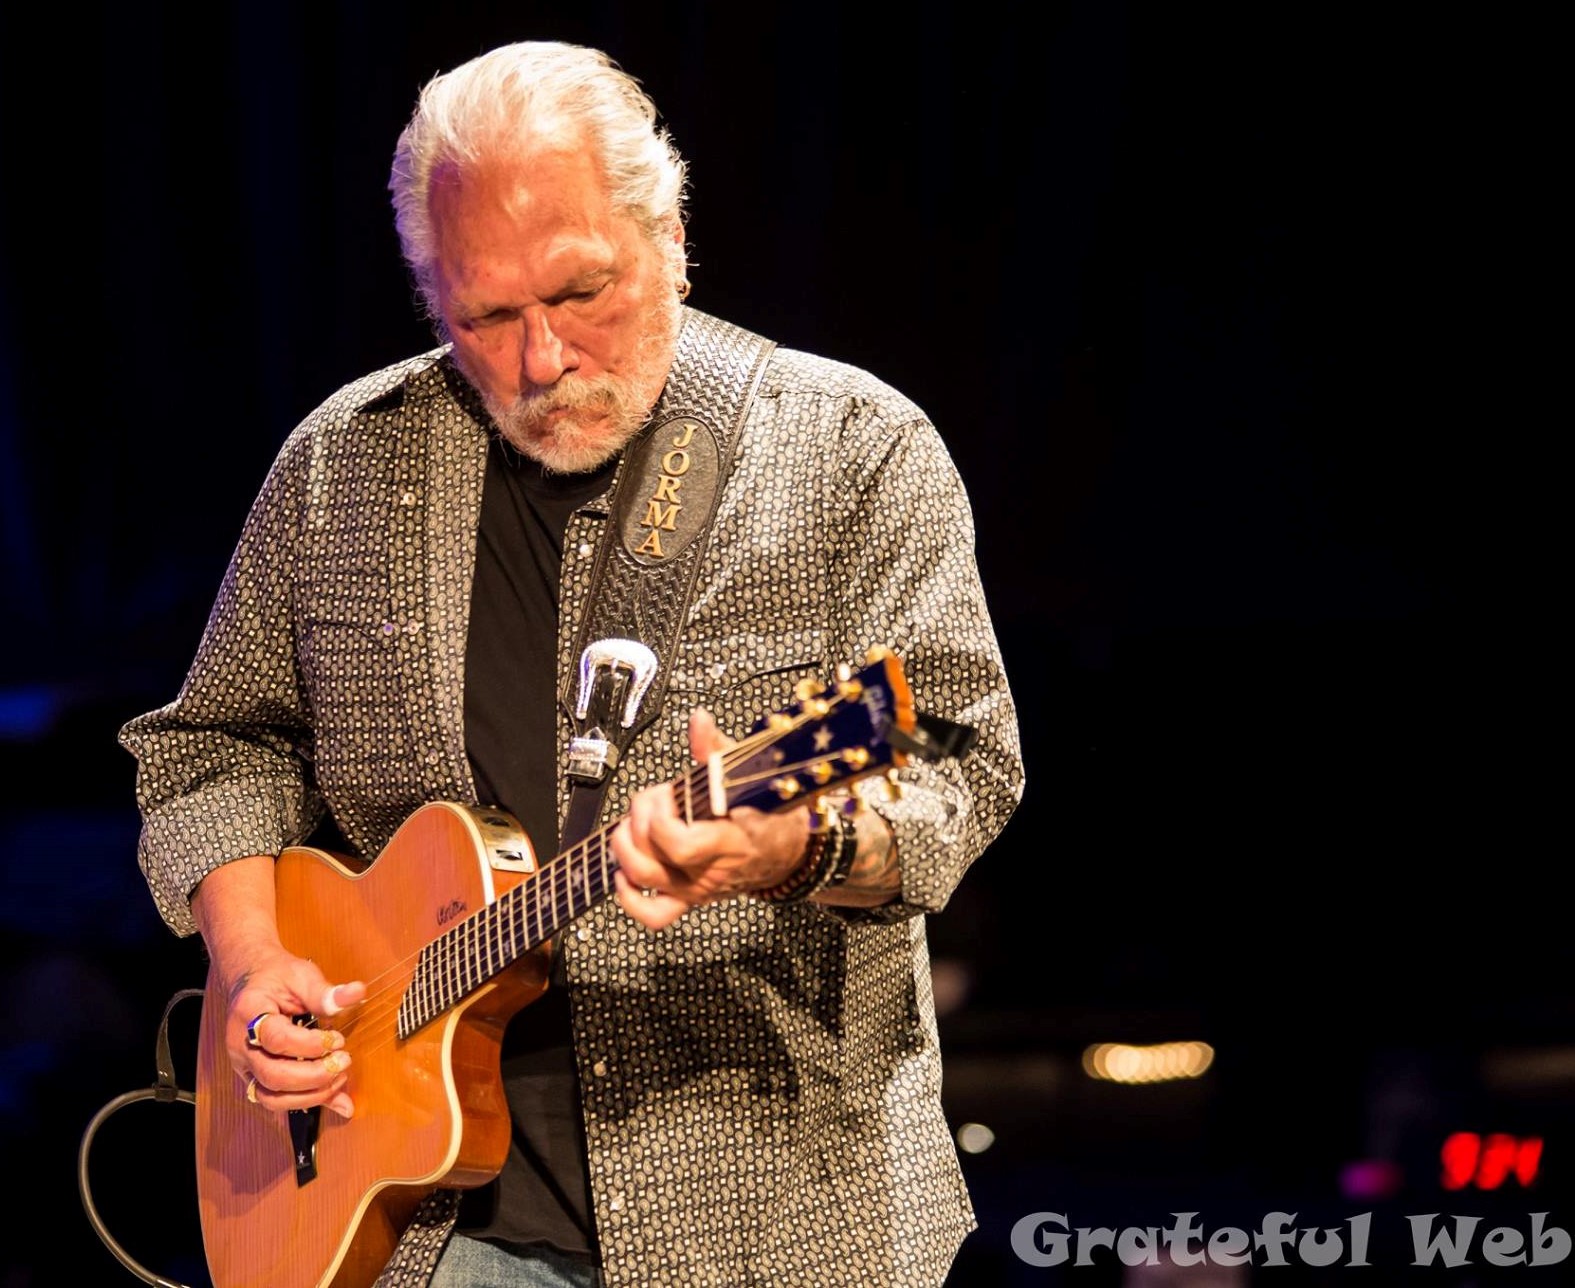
814,795,860,825
836,675,864,701
795,677,826,701
883,769,904,802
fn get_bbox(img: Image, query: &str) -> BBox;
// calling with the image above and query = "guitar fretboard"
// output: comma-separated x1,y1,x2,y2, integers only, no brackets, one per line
397,766,713,1037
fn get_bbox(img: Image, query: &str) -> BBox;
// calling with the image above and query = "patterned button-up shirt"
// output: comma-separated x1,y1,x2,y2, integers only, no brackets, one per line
120,308,1025,1287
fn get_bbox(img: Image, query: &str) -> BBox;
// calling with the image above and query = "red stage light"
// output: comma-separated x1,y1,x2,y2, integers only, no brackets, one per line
1440,1132,1544,1190
1441,1132,1479,1190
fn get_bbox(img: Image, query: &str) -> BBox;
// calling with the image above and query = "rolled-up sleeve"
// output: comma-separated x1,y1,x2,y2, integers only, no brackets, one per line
118,430,323,936
824,407,1024,922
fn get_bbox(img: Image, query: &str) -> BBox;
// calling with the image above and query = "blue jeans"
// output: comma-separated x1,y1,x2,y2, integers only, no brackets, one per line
430,1235,603,1288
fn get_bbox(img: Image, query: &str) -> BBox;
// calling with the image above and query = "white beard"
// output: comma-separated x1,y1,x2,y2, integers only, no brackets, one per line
482,287,682,475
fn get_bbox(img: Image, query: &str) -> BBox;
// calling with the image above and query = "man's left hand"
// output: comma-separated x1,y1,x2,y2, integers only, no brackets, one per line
610,709,812,929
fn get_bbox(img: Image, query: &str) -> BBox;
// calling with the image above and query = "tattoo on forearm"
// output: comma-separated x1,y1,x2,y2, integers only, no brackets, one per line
848,837,901,893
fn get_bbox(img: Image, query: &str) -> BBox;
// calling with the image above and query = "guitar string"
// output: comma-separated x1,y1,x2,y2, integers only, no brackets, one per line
328,743,856,1066
329,708,822,1018
320,734,805,1064
308,703,869,1069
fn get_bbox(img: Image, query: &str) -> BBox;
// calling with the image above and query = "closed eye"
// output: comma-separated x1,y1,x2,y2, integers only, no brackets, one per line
551,280,610,306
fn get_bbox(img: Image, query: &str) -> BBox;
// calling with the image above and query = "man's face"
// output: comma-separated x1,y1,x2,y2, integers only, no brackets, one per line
430,144,682,473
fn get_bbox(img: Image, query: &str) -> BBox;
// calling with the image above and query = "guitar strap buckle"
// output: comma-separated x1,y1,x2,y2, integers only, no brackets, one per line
566,638,659,785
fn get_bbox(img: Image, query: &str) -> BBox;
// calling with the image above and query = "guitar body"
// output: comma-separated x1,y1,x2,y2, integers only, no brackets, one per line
195,802,550,1288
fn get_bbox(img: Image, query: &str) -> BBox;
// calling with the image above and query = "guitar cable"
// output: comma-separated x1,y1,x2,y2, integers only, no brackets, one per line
77,987,203,1287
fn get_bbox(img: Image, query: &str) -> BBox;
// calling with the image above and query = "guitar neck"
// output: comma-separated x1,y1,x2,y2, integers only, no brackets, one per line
397,766,715,1037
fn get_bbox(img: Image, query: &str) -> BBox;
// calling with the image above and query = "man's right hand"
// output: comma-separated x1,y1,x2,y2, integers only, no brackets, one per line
192,855,366,1118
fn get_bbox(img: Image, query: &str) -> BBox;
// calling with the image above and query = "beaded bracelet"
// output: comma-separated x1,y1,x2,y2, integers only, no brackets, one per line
821,805,860,889
755,800,858,904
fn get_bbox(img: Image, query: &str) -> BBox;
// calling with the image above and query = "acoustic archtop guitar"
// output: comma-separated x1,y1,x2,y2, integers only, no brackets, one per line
194,647,972,1288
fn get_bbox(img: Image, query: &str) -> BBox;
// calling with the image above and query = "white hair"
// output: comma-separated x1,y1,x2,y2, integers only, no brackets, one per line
389,41,688,318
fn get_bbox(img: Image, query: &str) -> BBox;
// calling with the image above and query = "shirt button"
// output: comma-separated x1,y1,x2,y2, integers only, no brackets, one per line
709,662,726,680
380,622,395,635
578,542,593,557
575,926,589,941
401,490,418,506
608,1194,624,1212
592,1059,608,1077
425,751,441,766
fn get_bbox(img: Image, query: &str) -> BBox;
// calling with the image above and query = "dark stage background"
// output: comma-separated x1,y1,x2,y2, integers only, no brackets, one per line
0,4,1560,1285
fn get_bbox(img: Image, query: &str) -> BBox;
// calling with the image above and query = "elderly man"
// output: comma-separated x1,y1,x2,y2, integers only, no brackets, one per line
121,39,1023,1288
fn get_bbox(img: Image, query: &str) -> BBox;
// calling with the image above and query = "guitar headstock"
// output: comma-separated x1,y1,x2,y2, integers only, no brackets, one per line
722,647,920,815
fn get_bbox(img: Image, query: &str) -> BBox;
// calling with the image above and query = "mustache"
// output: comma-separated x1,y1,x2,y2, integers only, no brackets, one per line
519,376,611,412
513,373,623,418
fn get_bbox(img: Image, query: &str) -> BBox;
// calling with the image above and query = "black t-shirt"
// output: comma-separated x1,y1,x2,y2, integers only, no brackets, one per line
457,438,615,1259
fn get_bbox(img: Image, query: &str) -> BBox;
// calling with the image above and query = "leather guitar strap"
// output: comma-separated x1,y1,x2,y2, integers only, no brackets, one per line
556,307,776,852
373,306,775,1288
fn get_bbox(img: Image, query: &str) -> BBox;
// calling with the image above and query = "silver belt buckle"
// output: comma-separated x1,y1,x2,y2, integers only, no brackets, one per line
567,638,659,783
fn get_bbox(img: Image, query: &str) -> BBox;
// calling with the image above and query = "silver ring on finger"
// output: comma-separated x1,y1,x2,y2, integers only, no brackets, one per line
246,1012,272,1050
